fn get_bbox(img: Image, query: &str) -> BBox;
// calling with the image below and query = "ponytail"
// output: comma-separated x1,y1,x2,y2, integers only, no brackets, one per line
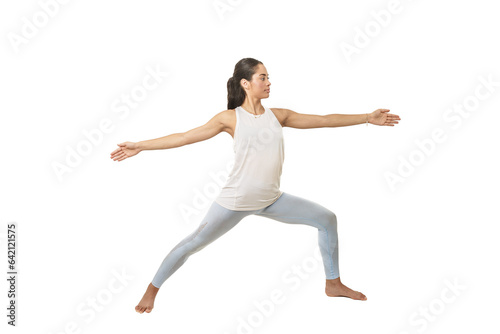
227,58,263,110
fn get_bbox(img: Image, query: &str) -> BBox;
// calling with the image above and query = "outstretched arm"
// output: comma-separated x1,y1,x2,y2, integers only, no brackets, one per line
279,108,400,128
110,110,227,161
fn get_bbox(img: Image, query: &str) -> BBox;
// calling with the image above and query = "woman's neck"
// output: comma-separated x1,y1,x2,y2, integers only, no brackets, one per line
241,98,264,115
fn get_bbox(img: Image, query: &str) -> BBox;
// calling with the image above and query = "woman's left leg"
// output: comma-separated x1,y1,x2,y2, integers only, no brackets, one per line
255,191,366,300
255,192,339,279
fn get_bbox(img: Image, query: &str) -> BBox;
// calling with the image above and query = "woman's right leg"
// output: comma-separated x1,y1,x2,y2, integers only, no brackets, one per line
151,201,252,288
136,201,253,313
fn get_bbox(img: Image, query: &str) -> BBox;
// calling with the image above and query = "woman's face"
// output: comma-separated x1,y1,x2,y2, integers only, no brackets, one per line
242,63,271,99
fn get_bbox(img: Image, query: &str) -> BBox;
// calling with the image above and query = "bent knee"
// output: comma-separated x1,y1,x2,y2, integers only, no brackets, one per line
323,210,337,228
321,210,337,223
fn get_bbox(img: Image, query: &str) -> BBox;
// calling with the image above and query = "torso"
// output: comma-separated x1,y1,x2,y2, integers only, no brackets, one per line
222,108,285,139
215,105,285,211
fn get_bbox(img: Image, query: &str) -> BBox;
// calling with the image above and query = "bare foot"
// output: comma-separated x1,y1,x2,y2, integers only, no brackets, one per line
325,277,367,301
135,283,159,313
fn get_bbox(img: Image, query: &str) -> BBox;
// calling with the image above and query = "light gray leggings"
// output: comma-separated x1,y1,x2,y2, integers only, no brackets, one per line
151,192,339,288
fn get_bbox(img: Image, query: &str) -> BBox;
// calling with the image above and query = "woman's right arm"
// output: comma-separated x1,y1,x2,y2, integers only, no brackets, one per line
110,110,229,161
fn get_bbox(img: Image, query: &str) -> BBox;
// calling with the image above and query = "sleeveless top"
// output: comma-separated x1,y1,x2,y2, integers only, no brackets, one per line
214,105,285,211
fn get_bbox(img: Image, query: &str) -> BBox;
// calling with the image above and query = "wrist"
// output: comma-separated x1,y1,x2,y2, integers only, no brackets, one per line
366,112,373,125
135,141,145,151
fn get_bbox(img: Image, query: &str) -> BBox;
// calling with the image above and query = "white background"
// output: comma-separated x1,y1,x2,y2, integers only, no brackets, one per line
1,0,499,333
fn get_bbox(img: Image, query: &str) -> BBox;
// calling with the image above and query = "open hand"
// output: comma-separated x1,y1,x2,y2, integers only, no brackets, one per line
369,109,400,126
110,142,141,161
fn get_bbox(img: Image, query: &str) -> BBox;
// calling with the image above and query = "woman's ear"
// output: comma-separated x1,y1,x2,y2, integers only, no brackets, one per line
240,78,248,90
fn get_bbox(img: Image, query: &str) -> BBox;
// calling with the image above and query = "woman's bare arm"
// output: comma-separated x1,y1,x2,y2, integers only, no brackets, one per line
136,111,227,151
277,108,400,128
110,110,228,161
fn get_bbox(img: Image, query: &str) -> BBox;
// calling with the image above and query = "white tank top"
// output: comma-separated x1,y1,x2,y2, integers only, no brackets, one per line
214,105,285,211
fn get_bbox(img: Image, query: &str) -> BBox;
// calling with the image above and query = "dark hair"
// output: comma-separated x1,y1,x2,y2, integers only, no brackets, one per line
227,58,263,110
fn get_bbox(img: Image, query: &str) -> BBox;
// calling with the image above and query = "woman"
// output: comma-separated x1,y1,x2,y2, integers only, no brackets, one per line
110,58,401,314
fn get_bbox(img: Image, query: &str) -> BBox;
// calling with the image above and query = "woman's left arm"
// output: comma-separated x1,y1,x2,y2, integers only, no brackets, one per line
278,108,401,128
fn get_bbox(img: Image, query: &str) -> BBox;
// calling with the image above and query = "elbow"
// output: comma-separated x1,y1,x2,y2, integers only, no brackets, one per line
178,132,189,147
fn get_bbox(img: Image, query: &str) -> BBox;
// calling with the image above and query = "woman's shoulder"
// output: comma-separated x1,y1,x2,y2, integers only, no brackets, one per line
269,108,287,127
216,109,237,136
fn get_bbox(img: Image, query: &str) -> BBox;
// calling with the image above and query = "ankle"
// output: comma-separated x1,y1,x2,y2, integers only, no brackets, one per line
326,277,342,285
147,283,160,294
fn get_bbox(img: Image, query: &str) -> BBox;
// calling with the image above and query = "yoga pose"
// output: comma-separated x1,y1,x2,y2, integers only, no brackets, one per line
109,58,401,314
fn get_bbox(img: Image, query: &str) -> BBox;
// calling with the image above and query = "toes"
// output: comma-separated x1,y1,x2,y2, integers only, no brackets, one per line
135,304,153,314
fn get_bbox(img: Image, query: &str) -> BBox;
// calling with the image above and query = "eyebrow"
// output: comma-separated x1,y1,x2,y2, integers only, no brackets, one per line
259,74,269,76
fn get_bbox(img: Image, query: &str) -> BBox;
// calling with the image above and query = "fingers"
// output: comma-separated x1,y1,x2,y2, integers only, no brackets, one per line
387,113,401,120
111,151,127,161
110,144,126,158
110,147,122,156
110,150,122,159
118,156,129,161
